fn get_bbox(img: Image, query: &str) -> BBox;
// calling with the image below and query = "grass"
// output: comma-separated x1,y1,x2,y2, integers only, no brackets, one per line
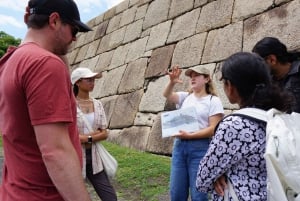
0,136,171,200
102,141,171,201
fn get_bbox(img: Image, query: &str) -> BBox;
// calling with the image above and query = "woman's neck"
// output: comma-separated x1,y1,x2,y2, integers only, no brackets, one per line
193,89,208,98
76,91,90,101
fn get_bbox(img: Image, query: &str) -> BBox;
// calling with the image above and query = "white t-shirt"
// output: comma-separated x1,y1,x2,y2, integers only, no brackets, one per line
176,92,224,129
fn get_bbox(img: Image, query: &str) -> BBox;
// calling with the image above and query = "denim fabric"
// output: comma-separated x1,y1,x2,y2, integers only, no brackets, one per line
170,138,210,201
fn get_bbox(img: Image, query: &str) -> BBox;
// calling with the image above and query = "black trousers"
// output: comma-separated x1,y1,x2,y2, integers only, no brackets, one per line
86,149,117,201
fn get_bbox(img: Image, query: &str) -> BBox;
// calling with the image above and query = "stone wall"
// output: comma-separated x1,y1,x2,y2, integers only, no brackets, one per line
67,0,300,155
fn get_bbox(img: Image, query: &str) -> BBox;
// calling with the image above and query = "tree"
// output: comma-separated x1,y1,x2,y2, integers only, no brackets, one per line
0,31,21,58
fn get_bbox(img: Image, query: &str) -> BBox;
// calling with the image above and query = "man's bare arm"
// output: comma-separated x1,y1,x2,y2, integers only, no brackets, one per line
34,123,91,201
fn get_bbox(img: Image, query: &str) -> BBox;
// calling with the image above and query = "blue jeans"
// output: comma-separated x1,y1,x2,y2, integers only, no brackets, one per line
170,138,209,201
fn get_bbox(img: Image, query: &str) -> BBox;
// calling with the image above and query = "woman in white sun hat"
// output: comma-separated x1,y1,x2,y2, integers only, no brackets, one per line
163,65,224,201
71,67,117,201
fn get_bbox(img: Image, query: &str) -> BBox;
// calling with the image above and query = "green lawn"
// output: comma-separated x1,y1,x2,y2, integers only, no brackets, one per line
103,141,171,201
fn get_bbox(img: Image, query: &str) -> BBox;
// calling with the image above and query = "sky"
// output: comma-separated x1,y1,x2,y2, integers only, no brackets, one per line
0,0,124,39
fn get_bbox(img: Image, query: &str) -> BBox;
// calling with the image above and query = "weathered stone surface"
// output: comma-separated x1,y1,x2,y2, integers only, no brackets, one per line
116,126,151,150
146,20,172,51
104,7,116,21
74,33,86,48
146,45,175,78
143,0,170,30
139,76,169,112
107,129,122,142
134,112,157,126
171,32,207,68
115,0,129,14
97,65,126,97
83,55,100,71
196,0,234,33
85,39,100,59
146,114,173,155
94,13,104,26
130,0,140,7
100,95,118,125
243,0,300,52
167,8,200,44
202,22,243,63
168,0,194,19
74,45,89,63
135,4,148,21
123,19,143,43
118,58,148,93
120,6,137,27
125,37,148,63
106,14,122,34
98,27,126,53
94,20,109,40
109,44,130,69
90,72,106,99
110,90,144,128
67,48,79,65
275,0,292,5
233,0,273,22
194,0,208,7
95,50,114,72
84,29,97,44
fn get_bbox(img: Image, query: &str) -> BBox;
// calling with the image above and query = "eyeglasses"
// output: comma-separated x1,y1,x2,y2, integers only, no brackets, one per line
61,19,79,37
80,78,95,83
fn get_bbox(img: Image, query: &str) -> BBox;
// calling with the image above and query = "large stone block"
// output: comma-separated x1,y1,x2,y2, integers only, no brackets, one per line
110,44,131,69
110,90,144,128
135,4,148,21
95,50,114,72
134,112,157,126
94,20,109,40
146,20,172,51
115,0,129,14
202,22,243,63
171,32,207,68
120,6,137,27
85,39,100,59
139,76,169,112
143,0,170,30
74,45,89,63
97,65,127,97
232,0,273,22
243,0,300,52
125,37,148,63
100,95,118,126
167,8,200,44
168,0,194,19
196,0,233,33
116,126,151,151
194,0,208,8
123,19,143,43
118,58,148,93
106,14,122,34
146,114,173,155
146,45,175,78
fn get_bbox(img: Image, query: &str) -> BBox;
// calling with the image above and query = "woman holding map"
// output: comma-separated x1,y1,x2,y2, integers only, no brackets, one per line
163,65,224,201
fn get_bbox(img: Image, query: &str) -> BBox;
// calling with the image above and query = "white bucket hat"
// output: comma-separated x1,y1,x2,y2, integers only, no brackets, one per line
71,67,102,84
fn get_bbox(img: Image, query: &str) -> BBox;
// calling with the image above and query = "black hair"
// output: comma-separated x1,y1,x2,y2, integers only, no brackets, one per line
252,37,300,63
73,84,79,96
221,52,293,112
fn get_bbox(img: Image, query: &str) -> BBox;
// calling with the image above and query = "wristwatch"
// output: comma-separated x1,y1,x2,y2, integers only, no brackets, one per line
87,135,93,144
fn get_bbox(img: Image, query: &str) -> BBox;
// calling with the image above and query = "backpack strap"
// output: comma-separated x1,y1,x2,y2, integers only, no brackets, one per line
232,108,267,123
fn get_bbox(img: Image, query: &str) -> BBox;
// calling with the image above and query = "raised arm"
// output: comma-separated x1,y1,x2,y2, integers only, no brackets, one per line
163,65,183,104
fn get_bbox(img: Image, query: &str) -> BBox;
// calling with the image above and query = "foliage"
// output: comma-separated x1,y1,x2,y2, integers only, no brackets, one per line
103,141,171,201
0,31,21,58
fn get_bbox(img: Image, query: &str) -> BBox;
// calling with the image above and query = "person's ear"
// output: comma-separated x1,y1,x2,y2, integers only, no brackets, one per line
48,12,61,30
266,54,278,65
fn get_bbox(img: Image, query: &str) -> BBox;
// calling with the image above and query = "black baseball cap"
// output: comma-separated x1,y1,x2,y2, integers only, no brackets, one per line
28,0,92,32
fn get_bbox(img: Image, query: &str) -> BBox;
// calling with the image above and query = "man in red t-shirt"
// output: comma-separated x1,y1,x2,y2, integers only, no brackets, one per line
0,0,93,200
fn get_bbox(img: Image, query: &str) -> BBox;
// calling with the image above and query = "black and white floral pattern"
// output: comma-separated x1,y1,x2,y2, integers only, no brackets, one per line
196,115,267,201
